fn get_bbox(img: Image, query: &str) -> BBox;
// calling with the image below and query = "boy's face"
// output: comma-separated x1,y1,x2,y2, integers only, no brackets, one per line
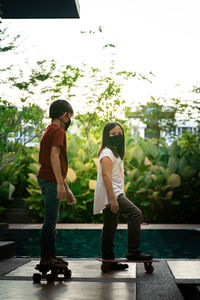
59,112,73,131
61,112,73,123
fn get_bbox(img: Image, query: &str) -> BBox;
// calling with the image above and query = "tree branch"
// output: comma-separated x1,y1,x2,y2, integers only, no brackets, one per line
0,131,42,171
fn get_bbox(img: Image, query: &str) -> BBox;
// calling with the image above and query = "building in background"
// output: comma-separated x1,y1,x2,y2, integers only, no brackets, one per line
128,115,199,144
167,120,199,144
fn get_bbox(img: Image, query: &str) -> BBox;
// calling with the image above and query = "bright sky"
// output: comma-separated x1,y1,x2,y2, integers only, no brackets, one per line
2,0,200,110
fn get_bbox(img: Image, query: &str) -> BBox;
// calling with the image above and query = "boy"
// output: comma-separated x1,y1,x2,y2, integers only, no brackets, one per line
37,99,76,267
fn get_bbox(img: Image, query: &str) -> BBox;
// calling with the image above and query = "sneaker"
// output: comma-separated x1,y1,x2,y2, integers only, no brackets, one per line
109,262,129,270
54,257,68,266
39,258,68,269
126,250,152,261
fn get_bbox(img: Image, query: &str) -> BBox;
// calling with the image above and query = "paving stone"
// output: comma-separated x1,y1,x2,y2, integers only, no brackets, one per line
0,280,136,300
0,241,16,260
3,258,199,300
136,260,184,300
6,259,136,280
167,261,200,279
0,258,31,276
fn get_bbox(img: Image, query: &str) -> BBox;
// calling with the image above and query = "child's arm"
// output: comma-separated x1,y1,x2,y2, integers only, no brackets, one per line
101,157,119,213
50,145,67,200
64,181,76,205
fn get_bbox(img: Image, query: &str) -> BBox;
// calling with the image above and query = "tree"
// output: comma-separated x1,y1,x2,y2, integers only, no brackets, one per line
1,23,153,156
0,98,45,171
74,65,127,151
8,60,128,144
0,22,21,87
133,97,177,141
0,24,45,170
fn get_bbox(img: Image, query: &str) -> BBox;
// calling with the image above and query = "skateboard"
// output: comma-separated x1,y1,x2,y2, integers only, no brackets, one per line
94,257,160,274
32,263,72,283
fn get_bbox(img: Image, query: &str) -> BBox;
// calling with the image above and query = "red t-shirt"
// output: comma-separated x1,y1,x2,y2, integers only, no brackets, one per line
37,124,68,183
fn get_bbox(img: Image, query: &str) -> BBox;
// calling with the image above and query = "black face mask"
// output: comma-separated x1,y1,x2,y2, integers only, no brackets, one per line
109,134,124,150
64,119,71,131
60,117,71,131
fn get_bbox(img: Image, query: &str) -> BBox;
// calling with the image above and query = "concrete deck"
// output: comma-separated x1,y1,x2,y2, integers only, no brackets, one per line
1,257,200,299
0,224,200,299
8,223,200,230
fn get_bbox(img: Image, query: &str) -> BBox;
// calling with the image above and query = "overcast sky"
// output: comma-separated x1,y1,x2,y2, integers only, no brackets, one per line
2,0,200,108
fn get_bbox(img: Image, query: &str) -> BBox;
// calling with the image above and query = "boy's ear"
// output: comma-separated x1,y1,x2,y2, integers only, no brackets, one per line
61,112,67,118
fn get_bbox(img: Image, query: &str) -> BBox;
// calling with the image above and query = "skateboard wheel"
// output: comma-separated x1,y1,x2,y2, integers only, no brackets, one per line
101,263,110,273
33,273,42,283
144,262,154,274
64,269,72,278
46,274,55,283
51,269,59,278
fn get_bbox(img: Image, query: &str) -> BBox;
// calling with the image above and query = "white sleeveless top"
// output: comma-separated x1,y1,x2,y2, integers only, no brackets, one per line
93,147,124,214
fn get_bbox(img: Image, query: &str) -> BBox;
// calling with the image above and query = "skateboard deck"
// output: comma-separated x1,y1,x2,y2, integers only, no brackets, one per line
94,257,160,273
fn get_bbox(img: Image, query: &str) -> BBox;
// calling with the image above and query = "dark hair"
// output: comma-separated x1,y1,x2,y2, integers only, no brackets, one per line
98,122,125,160
49,99,74,120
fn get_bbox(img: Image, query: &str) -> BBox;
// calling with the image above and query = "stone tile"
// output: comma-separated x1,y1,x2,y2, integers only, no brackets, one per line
6,259,136,279
5,260,38,277
0,280,136,300
0,241,16,260
167,261,200,279
8,223,200,229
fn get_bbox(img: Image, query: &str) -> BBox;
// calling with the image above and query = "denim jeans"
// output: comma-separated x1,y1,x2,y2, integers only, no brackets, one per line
101,193,142,259
38,178,61,259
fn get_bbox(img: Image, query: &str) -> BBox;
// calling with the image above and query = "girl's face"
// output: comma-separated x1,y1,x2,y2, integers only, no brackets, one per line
109,125,123,137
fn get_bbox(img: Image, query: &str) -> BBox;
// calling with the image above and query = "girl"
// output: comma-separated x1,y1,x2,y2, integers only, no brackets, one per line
93,122,152,270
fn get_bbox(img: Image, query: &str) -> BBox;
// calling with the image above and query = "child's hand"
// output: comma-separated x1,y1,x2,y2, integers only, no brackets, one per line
57,183,67,200
66,189,77,205
110,199,119,213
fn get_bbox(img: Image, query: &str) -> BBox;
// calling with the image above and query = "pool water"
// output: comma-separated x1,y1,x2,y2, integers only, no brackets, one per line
0,229,200,259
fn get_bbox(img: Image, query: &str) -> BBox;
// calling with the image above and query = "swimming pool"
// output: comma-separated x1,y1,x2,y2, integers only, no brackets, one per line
0,229,199,258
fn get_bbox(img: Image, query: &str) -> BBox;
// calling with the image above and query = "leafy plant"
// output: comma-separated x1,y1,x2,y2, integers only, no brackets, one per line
0,98,45,171
0,146,35,213
124,138,200,223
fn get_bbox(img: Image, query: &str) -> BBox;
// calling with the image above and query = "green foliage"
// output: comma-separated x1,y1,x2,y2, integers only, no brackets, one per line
0,25,20,54
0,161,19,212
23,130,200,224
172,98,200,124
63,134,101,222
5,148,44,220
0,98,45,170
0,146,35,213
26,169,44,218
8,60,57,92
1,23,199,223
1,129,200,223
178,130,200,154
124,138,200,223
132,97,177,141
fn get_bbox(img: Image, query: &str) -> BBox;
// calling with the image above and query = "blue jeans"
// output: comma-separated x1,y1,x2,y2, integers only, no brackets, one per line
38,178,61,258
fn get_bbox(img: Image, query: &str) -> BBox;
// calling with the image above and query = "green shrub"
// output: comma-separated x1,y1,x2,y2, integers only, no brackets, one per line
0,146,35,213
2,131,200,224
125,138,200,223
